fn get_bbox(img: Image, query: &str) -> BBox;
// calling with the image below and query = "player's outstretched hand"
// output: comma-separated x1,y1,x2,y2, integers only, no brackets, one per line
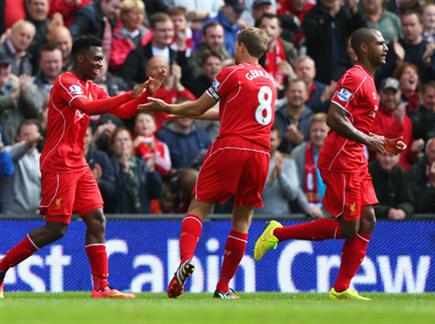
132,67,167,98
384,136,407,155
137,97,170,113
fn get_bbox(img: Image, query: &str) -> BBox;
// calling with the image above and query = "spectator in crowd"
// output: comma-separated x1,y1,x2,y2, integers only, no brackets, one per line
407,138,435,213
48,0,92,27
109,0,152,71
275,78,312,153
70,0,122,40
248,0,274,26
30,44,63,111
0,20,35,76
393,62,420,113
208,0,245,54
145,56,196,130
359,0,402,44
257,125,301,215
386,0,421,16
190,50,222,98
107,127,163,214
372,77,421,170
413,81,435,142
0,131,14,177
276,0,314,45
47,25,73,71
294,56,336,113
121,13,188,86
0,52,40,143
0,0,26,35
187,21,233,79
291,112,328,218
94,59,130,97
157,114,212,171
422,2,435,43
258,13,297,93
0,119,42,214
84,126,116,209
302,0,363,83
386,10,435,81
169,7,193,57
134,112,172,177
369,151,414,220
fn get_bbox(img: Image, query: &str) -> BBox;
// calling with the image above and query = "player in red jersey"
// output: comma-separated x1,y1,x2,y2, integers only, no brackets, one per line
139,27,275,299
254,28,406,300
0,35,166,299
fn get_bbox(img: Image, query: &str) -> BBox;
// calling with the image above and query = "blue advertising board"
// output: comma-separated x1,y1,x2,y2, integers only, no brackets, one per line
0,219,433,293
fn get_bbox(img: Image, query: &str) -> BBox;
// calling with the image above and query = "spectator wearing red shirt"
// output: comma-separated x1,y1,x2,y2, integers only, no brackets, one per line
48,0,92,27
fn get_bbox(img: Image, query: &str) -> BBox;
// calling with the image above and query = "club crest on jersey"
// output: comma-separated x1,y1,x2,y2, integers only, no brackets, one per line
337,88,352,102
212,79,220,91
69,85,83,95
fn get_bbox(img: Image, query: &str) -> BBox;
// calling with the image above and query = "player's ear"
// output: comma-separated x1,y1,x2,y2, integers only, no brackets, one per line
361,42,368,55
76,53,84,63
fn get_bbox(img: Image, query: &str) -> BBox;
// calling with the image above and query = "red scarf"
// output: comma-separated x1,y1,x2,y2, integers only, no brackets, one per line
304,142,319,204
265,38,287,86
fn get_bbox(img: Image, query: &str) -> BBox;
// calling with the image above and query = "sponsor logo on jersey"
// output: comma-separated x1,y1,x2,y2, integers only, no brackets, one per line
68,85,83,95
337,88,352,102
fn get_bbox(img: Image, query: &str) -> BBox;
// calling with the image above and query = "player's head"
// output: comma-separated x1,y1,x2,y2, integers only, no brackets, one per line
71,35,104,80
350,28,388,67
234,27,268,63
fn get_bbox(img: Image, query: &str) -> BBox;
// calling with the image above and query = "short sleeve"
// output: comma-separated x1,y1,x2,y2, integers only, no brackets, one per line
207,66,239,101
331,70,365,113
56,74,87,106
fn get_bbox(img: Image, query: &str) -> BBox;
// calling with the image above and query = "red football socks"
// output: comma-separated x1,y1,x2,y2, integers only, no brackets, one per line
0,235,38,272
216,230,248,292
273,218,341,241
86,244,109,291
334,232,371,292
179,214,203,263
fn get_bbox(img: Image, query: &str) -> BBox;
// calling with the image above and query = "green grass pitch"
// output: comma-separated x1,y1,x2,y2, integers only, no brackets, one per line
0,292,434,323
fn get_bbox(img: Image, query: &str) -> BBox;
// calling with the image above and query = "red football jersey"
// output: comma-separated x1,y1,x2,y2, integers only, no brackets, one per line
207,61,277,150
318,64,380,172
40,71,108,172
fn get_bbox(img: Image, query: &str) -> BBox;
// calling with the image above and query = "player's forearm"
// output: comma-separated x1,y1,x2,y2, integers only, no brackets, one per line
327,111,370,145
168,101,205,117
182,108,219,121
72,91,133,115
110,91,149,119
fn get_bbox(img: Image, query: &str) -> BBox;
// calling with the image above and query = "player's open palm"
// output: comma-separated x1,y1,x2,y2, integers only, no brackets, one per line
146,67,167,95
138,97,170,113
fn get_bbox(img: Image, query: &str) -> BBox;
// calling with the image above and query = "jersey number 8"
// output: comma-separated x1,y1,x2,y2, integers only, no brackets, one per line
255,86,273,125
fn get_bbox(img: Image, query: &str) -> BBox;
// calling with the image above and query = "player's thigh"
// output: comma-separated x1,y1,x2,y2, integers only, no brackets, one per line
234,152,269,208
73,167,104,216
361,170,378,207
195,150,243,204
40,171,81,224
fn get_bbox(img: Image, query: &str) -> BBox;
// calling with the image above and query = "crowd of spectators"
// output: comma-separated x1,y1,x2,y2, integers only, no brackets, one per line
0,0,434,219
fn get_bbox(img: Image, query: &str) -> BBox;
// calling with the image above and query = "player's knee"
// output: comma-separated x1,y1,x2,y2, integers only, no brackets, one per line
340,222,359,239
360,208,376,234
87,209,106,233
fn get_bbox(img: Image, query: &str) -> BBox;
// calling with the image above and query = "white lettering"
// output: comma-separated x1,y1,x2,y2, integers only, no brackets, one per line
317,255,341,292
351,257,377,289
206,238,220,292
130,255,163,292
45,245,71,292
18,256,46,292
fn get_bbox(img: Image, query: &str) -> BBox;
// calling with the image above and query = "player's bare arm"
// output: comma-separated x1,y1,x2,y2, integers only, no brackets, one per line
327,103,386,153
169,107,220,121
138,92,217,117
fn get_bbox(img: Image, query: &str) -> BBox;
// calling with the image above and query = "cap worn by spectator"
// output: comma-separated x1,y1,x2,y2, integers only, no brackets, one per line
225,0,246,12
380,78,401,92
253,0,272,9
0,52,12,65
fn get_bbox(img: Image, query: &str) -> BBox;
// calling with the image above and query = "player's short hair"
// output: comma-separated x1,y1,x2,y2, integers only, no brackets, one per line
237,27,268,58
150,12,172,29
310,113,327,129
71,35,102,58
203,21,223,36
401,9,423,24
350,27,379,56
201,50,222,66
168,6,188,19
258,13,280,27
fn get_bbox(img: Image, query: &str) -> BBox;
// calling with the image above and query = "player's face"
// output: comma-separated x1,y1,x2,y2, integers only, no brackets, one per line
202,56,222,79
367,31,388,67
259,18,281,45
379,89,401,112
310,122,328,148
423,86,435,111
399,67,418,92
295,60,315,84
40,49,63,79
80,46,104,80
135,113,156,136
377,152,398,171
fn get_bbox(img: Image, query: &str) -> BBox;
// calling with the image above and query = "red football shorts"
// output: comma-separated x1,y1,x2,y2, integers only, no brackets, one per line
320,169,378,221
39,167,104,224
195,145,270,208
